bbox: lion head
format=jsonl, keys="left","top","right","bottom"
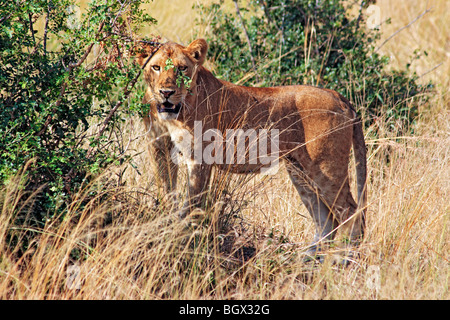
{"left": 136, "top": 39, "right": 208, "bottom": 120}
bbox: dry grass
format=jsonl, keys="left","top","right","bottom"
{"left": 377, "top": 0, "right": 450, "bottom": 91}
{"left": 0, "top": 0, "right": 448, "bottom": 300}
{"left": 1, "top": 115, "right": 448, "bottom": 299}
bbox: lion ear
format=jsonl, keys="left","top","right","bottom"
{"left": 186, "top": 39, "right": 208, "bottom": 66}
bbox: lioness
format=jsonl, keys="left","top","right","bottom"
{"left": 137, "top": 39, "right": 367, "bottom": 254}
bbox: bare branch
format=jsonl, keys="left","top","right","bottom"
{"left": 28, "top": 13, "right": 36, "bottom": 44}
{"left": 68, "top": 22, "right": 105, "bottom": 69}
{"left": 355, "top": 0, "right": 365, "bottom": 30}
{"left": 417, "top": 62, "right": 443, "bottom": 79}
{"left": 375, "top": 6, "right": 432, "bottom": 53}
{"left": 43, "top": 4, "right": 50, "bottom": 56}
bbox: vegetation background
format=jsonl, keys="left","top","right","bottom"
{"left": 0, "top": 0, "right": 448, "bottom": 299}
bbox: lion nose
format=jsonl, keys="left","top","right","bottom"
{"left": 160, "top": 90, "right": 175, "bottom": 99}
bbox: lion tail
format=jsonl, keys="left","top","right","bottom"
{"left": 352, "top": 116, "right": 368, "bottom": 221}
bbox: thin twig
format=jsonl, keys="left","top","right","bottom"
{"left": 355, "top": 0, "right": 365, "bottom": 30}
{"left": 28, "top": 13, "right": 36, "bottom": 44}
{"left": 375, "top": 6, "right": 432, "bottom": 53}
{"left": 43, "top": 4, "right": 50, "bottom": 56}
{"left": 0, "top": 13, "right": 12, "bottom": 24}
{"left": 261, "top": 0, "right": 282, "bottom": 34}
{"left": 35, "top": 82, "right": 67, "bottom": 137}
{"left": 417, "top": 62, "right": 443, "bottom": 79}
{"left": 68, "top": 22, "right": 104, "bottom": 69}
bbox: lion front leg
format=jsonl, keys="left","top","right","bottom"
{"left": 144, "top": 116, "right": 178, "bottom": 199}
{"left": 179, "top": 163, "right": 212, "bottom": 219}
{"left": 148, "top": 135, "right": 178, "bottom": 201}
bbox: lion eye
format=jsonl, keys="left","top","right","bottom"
{"left": 152, "top": 65, "right": 160, "bottom": 71}
{"left": 178, "top": 65, "right": 188, "bottom": 72}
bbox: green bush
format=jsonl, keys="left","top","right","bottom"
{"left": 196, "top": 0, "right": 432, "bottom": 132}
{"left": 0, "top": 0, "right": 155, "bottom": 223}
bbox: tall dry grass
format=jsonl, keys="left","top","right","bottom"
{"left": 1, "top": 113, "right": 448, "bottom": 299}
{"left": 377, "top": 0, "right": 449, "bottom": 91}
{"left": 0, "top": 0, "right": 448, "bottom": 299}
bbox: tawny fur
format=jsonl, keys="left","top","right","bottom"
{"left": 137, "top": 39, "right": 367, "bottom": 251}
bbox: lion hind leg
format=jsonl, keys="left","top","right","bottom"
{"left": 322, "top": 179, "right": 364, "bottom": 245}
{"left": 285, "top": 161, "right": 339, "bottom": 254}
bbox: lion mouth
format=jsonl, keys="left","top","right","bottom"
{"left": 157, "top": 101, "right": 182, "bottom": 114}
